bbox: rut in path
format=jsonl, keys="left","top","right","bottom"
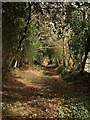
{"left": 2, "top": 66, "right": 90, "bottom": 118}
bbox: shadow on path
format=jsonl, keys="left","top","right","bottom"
{"left": 2, "top": 67, "right": 90, "bottom": 118}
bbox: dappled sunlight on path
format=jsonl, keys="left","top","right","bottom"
{"left": 2, "top": 66, "right": 90, "bottom": 119}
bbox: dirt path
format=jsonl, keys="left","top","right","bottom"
{"left": 2, "top": 66, "right": 90, "bottom": 119}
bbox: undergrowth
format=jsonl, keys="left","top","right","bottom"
{"left": 57, "top": 97, "right": 90, "bottom": 119}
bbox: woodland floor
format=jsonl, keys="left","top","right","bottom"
{"left": 2, "top": 66, "right": 90, "bottom": 119}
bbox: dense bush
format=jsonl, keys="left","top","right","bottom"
{"left": 57, "top": 66, "right": 79, "bottom": 82}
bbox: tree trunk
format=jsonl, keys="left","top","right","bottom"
{"left": 80, "top": 49, "right": 89, "bottom": 74}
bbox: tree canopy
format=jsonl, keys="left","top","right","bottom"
{"left": 2, "top": 2, "right": 90, "bottom": 73}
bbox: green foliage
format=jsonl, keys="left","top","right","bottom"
{"left": 2, "top": 2, "right": 89, "bottom": 72}
{"left": 57, "top": 98, "right": 89, "bottom": 119}
{"left": 2, "top": 2, "right": 28, "bottom": 52}
{"left": 2, "top": 102, "right": 17, "bottom": 116}
{"left": 56, "top": 66, "right": 65, "bottom": 74}
{"left": 2, "top": 2, "right": 29, "bottom": 69}
{"left": 53, "top": 47, "right": 63, "bottom": 62}
{"left": 24, "top": 41, "right": 38, "bottom": 63}
{"left": 62, "top": 71, "right": 79, "bottom": 82}
{"left": 57, "top": 66, "right": 79, "bottom": 82}
{"left": 69, "top": 10, "right": 87, "bottom": 61}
